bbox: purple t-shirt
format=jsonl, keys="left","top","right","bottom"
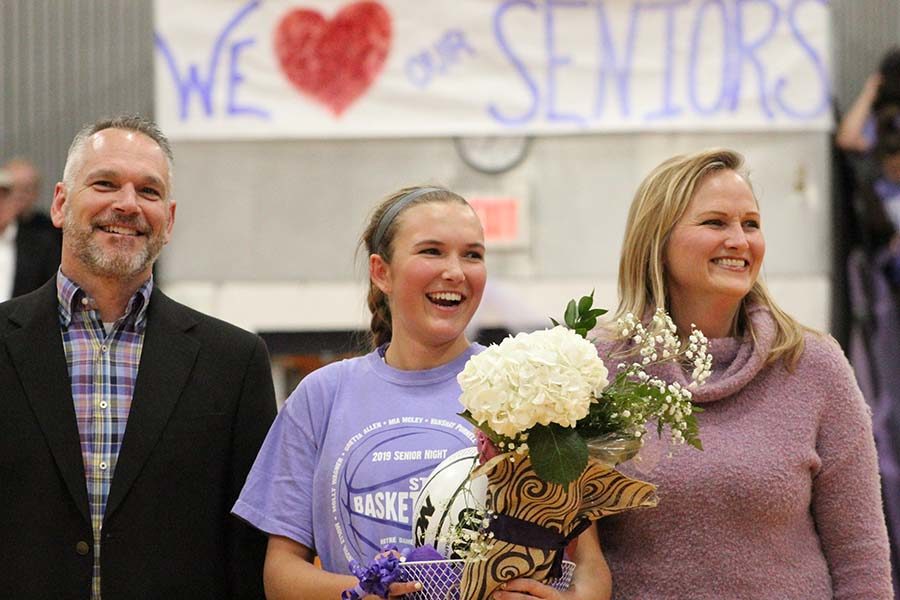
{"left": 232, "top": 344, "right": 481, "bottom": 573}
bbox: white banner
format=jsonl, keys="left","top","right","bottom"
{"left": 154, "top": 0, "right": 832, "bottom": 139}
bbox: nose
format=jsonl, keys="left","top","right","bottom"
{"left": 442, "top": 256, "right": 465, "bottom": 282}
{"left": 112, "top": 184, "right": 140, "bottom": 213}
{"left": 724, "top": 223, "right": 749, "bottom": 250}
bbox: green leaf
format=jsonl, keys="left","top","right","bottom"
{"left": 527, "top": 424, "right": 588, "bottom": 485}
{"left": 564, "top": 300, "right": 577, "bottom": 328}
{"left": 457, "top": 411, "right": 501, "bottom": 443}
{"left": 578, "top": 293, "right": 593, "bottom": 315}
{"left": 549, "top": 317, "right": 560, "bottom": 327}
{"left": 457, "top": 409, "right": 479, "bottom": 429}
{"left": 587, "top": 308, "right": 607, "bottom": 318}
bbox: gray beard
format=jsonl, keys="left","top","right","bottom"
{"left": 63, "top": 210, "right": 165, "bottom": 279}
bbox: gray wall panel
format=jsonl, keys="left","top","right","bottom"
{"left": 832, "top": 0, "right": 900, "bottom": 111}
{"left": 0, "top": 0, "right": 153, "bottom": 211}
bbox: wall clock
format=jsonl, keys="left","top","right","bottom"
{"left": 454, "top": 136, "right": 533, "bottom": 174}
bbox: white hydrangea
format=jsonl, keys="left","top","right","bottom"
{"left": 458, "top": 326, "right": 609, "bottom": 438}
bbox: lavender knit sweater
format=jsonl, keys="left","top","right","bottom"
{"left": 596, "top": 306, "right": 893, "bottom": 599}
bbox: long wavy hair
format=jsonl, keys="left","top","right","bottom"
{"left": 613, "top": 148, "right": 812, "bottom": 370}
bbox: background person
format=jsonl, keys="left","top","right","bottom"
{"left": 0, "top": 159, "right": 61, "bottom": 300}
{"left": 836, "top": 47, "right": 900, "bottom": 155}
{"left": 4, "top": 156, "right": 56, "bottom": 230}
{"left": 854, "top": 117, "right": 900, "bottom": 298}
{"left": 0, "top": 115, "right": 276, "bottom": 599}
{"left": 233, "top": 186, "right": 611, "bottom": 600}
{"left": 595, "top": 148, "right": 892, "bottom": 599}
{"left": 0, "top": 169, "right": 20, "bottom": 301}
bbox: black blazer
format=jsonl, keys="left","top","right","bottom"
{"left": 12, "top": 216, "right": 61, "bottom": 297}
{"left": 0, "top": 279, "right": 276, "bottom": 599}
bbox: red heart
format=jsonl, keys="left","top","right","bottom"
{"left": 274, "top": 2, "right": 392, "bottom": 116}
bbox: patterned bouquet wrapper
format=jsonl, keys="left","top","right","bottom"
{"left": 458, "top": 452, "right": 657, "bottom": 600}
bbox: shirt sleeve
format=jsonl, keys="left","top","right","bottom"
{"left": 811, "top": 338, "right": 893, "bottom": 600}
{"left": 232, "top": 376, "right": 324, "bottom": 549}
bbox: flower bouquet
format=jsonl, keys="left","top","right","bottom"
{"left": 450, "top": 292, "right": 710, "bottom": 599}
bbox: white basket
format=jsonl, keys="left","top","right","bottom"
{"left": 398, "top": 559, "right": 575, "bottom": 600}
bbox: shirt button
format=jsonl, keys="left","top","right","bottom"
{"left": 99, "top": 462, "right": 108, "bottom": 470}
{"left": 101, "top": 345, "right": 108, "bottom": 352}
{"left": 81, "top": 297, "right": 89, "bottom": 306}
{"left": 99, "top": 401, "right": 108, "bottom": 409}
{"left": 75, "top": 541, "right": 90, "bottom": 555}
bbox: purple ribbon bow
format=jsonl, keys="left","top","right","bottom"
{"left": 341, "top": 545, "right": 404, "bottom": 600}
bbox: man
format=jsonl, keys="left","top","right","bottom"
{"left": 4, "top": 156, "right": 53, "bottom": 226}
{"left": 0, "top": 115, "right": 276, "bottom": 599}
{"left": 0, "top": 158, "right": 61, "bottom": 299}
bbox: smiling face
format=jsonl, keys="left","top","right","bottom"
{"left": 370, "top": 201, "right": 486, "bottom": 359}
{"left": 51, "top": 128, "right": 175, "bottom": 285}
{"left": 664, "top": 169, "right": 765, "bottom": 323}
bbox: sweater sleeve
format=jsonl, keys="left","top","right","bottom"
{"left": 810, "top": 337, "right": 893, "bottom": 599}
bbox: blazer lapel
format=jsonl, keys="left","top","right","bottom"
{"left": 105, "top": 289, "right": 199, "bottom": 519}
{"left": 6, "top": 280, "right": 91, "bottom": 523}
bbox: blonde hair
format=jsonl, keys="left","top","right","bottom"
{"left": 614, "top": 148, "right": 811, "bottom": 370}
{"left": 359, "top": 186, "right": 471, "bottom": 349}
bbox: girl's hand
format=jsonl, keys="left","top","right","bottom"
{"left": 361, "top": 580, "right": 422, "bottom": 599}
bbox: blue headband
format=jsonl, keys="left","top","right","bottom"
{"left": 371, "top": 187, "right": 443, "bottom": 253}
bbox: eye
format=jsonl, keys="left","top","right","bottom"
{"left": 92, "top": 180, "right": 116, "bottom": 190}
{"left": 701, "top": 219, "right": 724, "bottom": 227}
{"left": 141, "top": 187, "right": 162, "bottom": 198}
{"left": 465, "top": 250, "right": 484, "bottom": 260}
{"left": 419, "top": 247, "right": 441, "bottom": 256}
{"left": 743, "top": 219, "right": 760, "bottom": 229}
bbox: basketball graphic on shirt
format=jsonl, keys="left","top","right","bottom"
{"left": 412, "top": 446, "right": 487, "bottom": 558}
{"left": 334, "top": 419, "right": 473, "bottom": 562}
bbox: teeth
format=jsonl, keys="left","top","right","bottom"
{"left": 429, "top": 292, "right": 462, "bottom": 302}
{"left": 714, "top": 258, "right": 745, "bottom": 268}
{"left": 102, "top": 226, "right": 138, "bottom": 236}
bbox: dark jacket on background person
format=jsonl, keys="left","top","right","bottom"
{"left": 12, "top": 215, "right": 61, "bottom": 296}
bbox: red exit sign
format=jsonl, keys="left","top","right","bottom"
{"left": 467, "top": 195, "right": 528, "bottom": 247}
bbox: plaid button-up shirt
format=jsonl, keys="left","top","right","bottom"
{"left": 57, "top": 271, "right": 152, "bottom": 600}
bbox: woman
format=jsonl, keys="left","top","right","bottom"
{"left": 233, "top": 186, "right": 610, "bottom": 599}
{"left": 595, "top": 149, "right": 893, "bottom": 598}
{"left": 837, "top": 47, "right": 900, "bottom": 154}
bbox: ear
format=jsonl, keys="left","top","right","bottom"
{"left": 163, "top": 199, "right": 177, "bottom": 244}
{"left": 369, "top": 253, "right": 392, "bottom": 295}
{"left": 50, "top": 182, "right": 67, "bottom": 229}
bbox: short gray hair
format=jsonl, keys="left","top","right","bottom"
{"left": 62, "top": 114, "right": 174, "bottom": 191}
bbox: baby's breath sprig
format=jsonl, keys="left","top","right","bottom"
{"left": 580, "top": 307, "right": 710, "bottom": 451}
{"left": 613, "top": 310, "right": 712, "bottom": 384}
{"left": 440, "top": 505, "right": 493, "bottom": 561}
